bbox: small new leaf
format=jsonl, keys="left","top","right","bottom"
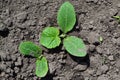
{"left": 63, "top": 36, "right": 87, "bottom": 57}
{"left": 19, "top": 41, "right": 42, "bottom": 57}
{"left": 113, "top": 16, "right": 120, "bottom": 22}
{"left": 40, "top": 27, "right": 61, "bottom": 48}
{"left": 35, "top": 56, "right": 48, "bottom": 78}
{"left": 57, "top": 2, "right": 76, "bottom": 33}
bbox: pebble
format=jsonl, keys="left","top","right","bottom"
{"left": 14, "top": 67, "right": 19, "bottom": 73}
{"left": 87, "top": 32, "right": 100, "bottom": 44}
{"left": 0, "top": 22, "right": 6, "bottom": 31}
{"left": 0, "top": 72, "right": 5, "bottom": 77}
{"left": 21, "top": 5, "right": 29, "bottom": 10}
{"left": 116, "top": 38, "right": 120, "bottom": 45}
{"left": 115, "top": 59, "right": 120, "bottom": 68}
{"left": 108, "top": 55, "right": 114, "bottom": 61}
{"left": 89, "top": 44, "right": 95, "bottom": 52}
{"left": 0, "top": 51, "right": 7, "bottom": 61}
{"left": 0, "top": 63, "right": 7, "bottom": 71}
{"left": 96, "top": 65, "right": 109, "bottom": 75}
{"left": 15, "top": 57, "right": 22, "bottom": 66}
{"left": 6, "top": 68, "right": 11, "bottom": 73}
{"left": 74, "top": 64, "right": 87, "bottom": 71}
{"left": 6, "top": 54, "right": 12, "bottom": 61}
{"left": 97, "top": 75, "right": 109, "bottom": 80}
{"left": 109, "top": 8, "right": 118, "bottom": 16}
{"left": 15, "top": 12, "right": 28, "bottom": 23}
{"left": 49, "top": 62, "right": 57, "bottom": 74}
{"left": 27, "top": 20, "right": 36, "bottom": 26}
{"left": 4, "top": 18, "right": 13, "bottom": 27}
{"left": 100, "top": 65, "right": 109, "bottom": 73}
{"left": 96, "top": 47, "right": 102, "bottom": 53}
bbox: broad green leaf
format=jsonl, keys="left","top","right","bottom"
{"left": 63, "top": 36, "right": 87, "bottom": 57}
{"left": 57, "top": 2, "right": 76, "bottom": 33}
{"left": 19, "top": 41, "right": 42, "bottom": 57}
{"left": 35, "top": 56, "right": 48, "bottom": 78}
{"left": 40, "top": 27, "right": 61, "bottom": 48}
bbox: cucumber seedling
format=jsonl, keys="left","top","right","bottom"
{"left": 18, "top": 1, "right": 87, "bottom": 78}
{"left": 19, "top": 41, "right": 48, "bottom": 78}
{"left": 40, "top": 2, "right": 87, "bottom": 57}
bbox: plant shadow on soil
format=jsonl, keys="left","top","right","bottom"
{"left": 69, "top": 54, "right": 90, "bottom": 71}
{"left": 47, "top": 44, "right": 63, "bottom": 54}
{"left": 41, "top": 73, "right": 54, "bottom": 80}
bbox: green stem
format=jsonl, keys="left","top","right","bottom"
{"left": 60, "top": 33, "right": 66, "bottom": 38}
{"left": 38, "top": 55, "right": 43, "bottom": 60}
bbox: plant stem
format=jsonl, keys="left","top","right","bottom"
{"left": 60, "top": 33, "right": 66, "bottom": 38}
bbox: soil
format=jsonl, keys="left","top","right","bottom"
{"left": 0, "top": 0, "right": 120, "bottom": 80}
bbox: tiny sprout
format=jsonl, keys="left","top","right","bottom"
{"left": 99, "top": 36, "right": 103, "bottom": 42}
{"left": 113, "top": 16, "right": 120, "bottom": 22}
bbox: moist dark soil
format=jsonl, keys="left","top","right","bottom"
{"left": 0, "top": 0, "right": 120, "bottom": 80}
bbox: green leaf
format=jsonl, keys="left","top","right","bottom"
{"left": 40, "top": 27, "right": 61, "bottom": 48}
{"left": 63, "top": 36, "right": 87, "bottom": 57}
{"left": 19, "top": 41, "right": 42, "bottom": 57}
{"left": 35, "top": 56, "right": 48, "bottom": 78}
{"left": 57, "top": 2, "right": 76, "bottom": 33}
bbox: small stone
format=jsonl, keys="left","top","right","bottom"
{"left": 74, "top": 64, "right": 87, "bottom": 71}
{"left": 6, "top": 54, "right": 11, "bottom": 61}
{"left": 116, "top": 38, "right": 120, "bottom": 45}
{"left": 97, "top": 75, "right": 109, "bottom": 80}
{"left": 15, "top": 12, "right": 28, "bottom": 23}
{"left": 115, "top": 59, "right": 120, "bottom": 68}
{"left": 15, "top": 57, "right": 22, "bottom": 66}
{"left": 110, "top": 61, "right": 115, "bottom": 65}
{"left": 21, "top": 5, "right": 29, "bottom": 10}
{"left": 89, "top": 44, "right": 95, "bottom": 52}
{"left": 20, "top": 33, "right": 24, "bottom": 40}
{"left": 0, "top": 51, "right": 7, "bottom": 61}
{"left": 108, "top": 55, "right": 114, "bottom": 61}
{"left": 58, "top": 59, "right": 66, "bottom": 64}
{"left": 100, "top": 65, "right": 109, "bottom": 73}
{"left": 6, "top": 68, "right": 11, "bottom": 73}
{"left": 96, "top": 47, "right": 102, "bottom": 53}
{"left": 0, "top": 63, "right": 7, "bottom": 71}
{"left": 87, "top": 32, "right": 100, "bottom": 44}
{"left": 109, "top": 8, "right": 118, "bottom": 16}
{"left": 0, "top": 72, "right": 5, "bottom": 77}
{"left": 27, "top": 20, "right": 36, "bottom": 26}
{"left": 49, "top": 62, "right": 56, "bottom": 74}
{"left": 96, "top": 65, "right": 108, "bottom": 76}
{"left": 0, "top": 22, "right": 6, "bottom": 31}
{"left": 14, "top": 67, "right": 19, "bottom": 73}
{"left": 4, "top": 18, "right": 13, "bottom": 27}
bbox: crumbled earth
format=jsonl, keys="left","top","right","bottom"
{"left": 0, "top": 0, "right": 120, "bottom": 80}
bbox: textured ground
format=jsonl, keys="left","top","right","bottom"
{"left": 0, "top": 0, "right": 120, "bottom": 80}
